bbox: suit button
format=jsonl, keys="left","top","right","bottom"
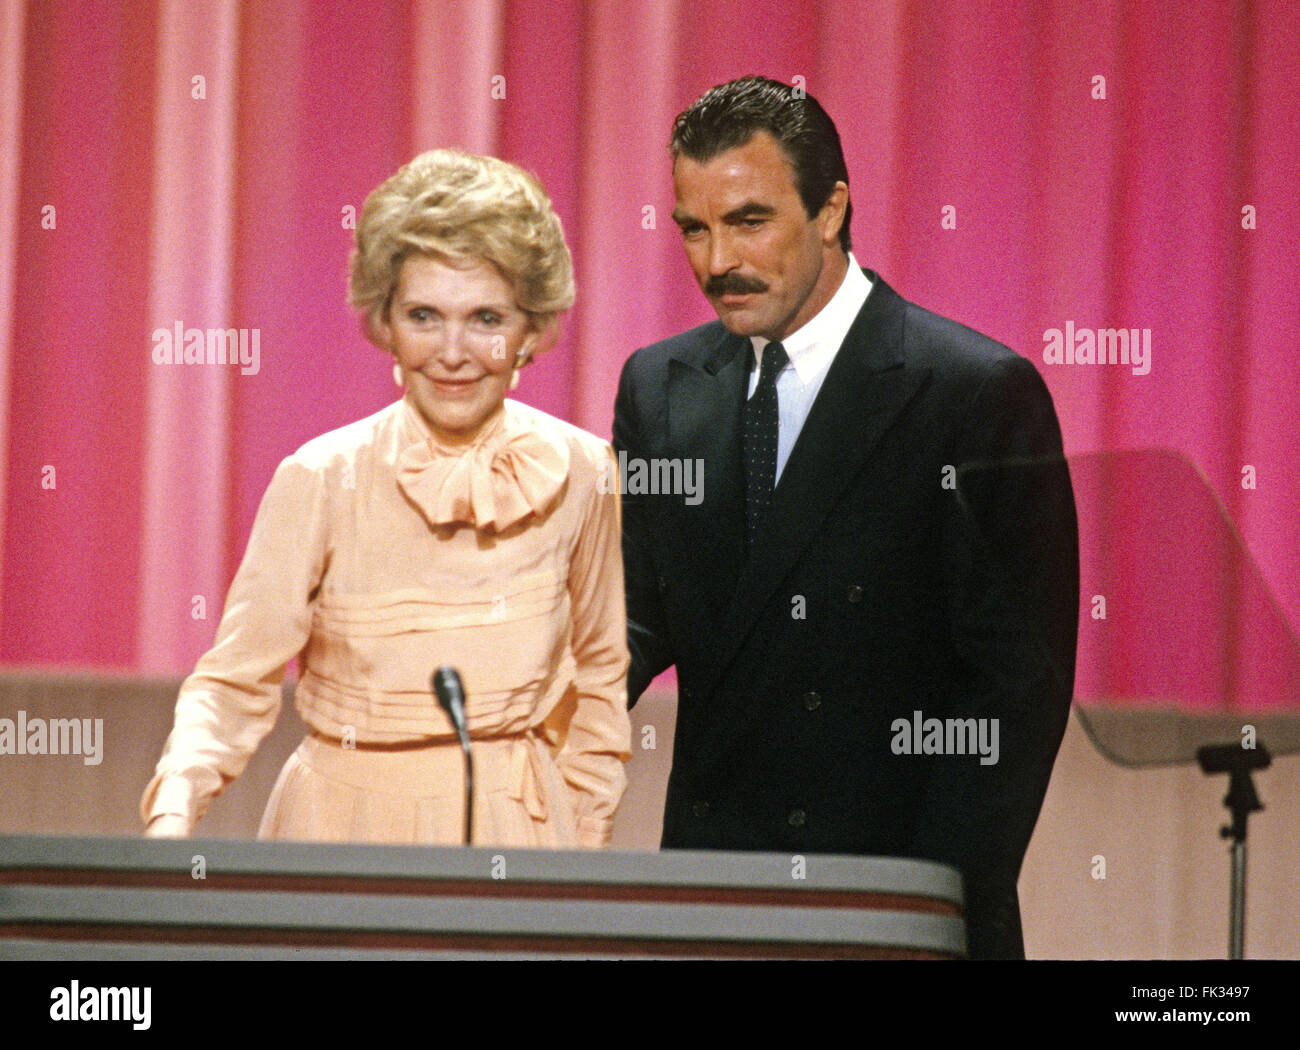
{"left": 802, "top": 691, "right": 822, "bottom": 711}
{"left": 788, "top": 809, "right": 806, "bottom": 827}
{"left": 657, "top": 575, "right": 668, "bottom": 593}
{"left": 693, "top": 801, "right": 710, "bottom": 818}
{"left": 681, "top": 687, "right": 693, "bottom": 702}
{"left": 846, "top": 584, "right": 864, "bottom": 604}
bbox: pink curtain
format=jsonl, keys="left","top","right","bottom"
{"left": 3, "top": 0, "right": 1298, "bottom": 695}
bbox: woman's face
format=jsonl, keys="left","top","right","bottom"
{"left": 377, "top": 254, "right": 534, "bottom": 442}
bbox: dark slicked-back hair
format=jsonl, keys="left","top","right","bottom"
{"left": 670, "top": 75, "right": 852, "bottom": 252}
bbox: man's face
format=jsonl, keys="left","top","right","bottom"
{"left": 672, "top": 131, "right": 836, "bottom": 341}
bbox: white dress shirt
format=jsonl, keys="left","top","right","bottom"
{"left": 747, "top": 253, "right": 873, "bottom": 483}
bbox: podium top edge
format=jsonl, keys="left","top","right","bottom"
{"left": 0, "top": 833, "right": 963, "bottom": 902}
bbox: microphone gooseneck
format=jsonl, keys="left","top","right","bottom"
{"left": 433, "top": 666, "right": 474, "bottom": 845}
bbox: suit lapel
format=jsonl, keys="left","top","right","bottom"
{"left": 702, "top": 274, "right": 931, "bottom": 696}
{"left": 665, "top": 327, "right": 750, "bottom": 622}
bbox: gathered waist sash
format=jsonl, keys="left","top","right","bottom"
{"left": 308, "top": 728, "right": 461, "bottom": 752}
{"left": 302, "top": 725, "right": 557, "bottom": 820}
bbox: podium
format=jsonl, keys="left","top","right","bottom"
{"left": 0, "top": 834, "right": 965, "bottom": 959}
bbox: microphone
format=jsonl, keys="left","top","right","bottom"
{"left": 433, "top": 666, "right": 474, "bottom": 845}
{"left": 433, "top": 666, "right": 467, "bottom": 729}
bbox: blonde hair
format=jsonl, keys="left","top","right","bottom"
{"left": 349, "top": 149, "right": 575, "bottom": 346}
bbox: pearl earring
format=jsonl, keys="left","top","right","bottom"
{"left": 510, "top": 347, "right": 530, "bottom": 391}
{"left": 392, "top": 362, "right": 404, "bottom": 387}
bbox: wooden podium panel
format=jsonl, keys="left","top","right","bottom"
{"left": 0, "top": 834, "right": 965, "bottom": 959}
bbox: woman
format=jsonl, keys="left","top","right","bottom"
{"left": 142, "top": 150, "right": 631, "bottom": 848}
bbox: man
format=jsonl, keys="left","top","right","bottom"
{"left": 613, "top": 76, "right": 1079, "bottom": 959}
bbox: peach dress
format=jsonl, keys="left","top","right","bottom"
{"left": 140, "top": 396, "right": 632, "bottom": 848}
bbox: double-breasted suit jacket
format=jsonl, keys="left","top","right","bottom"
{"left": 613, "top": 270, "right": 1079, "bottom": 959}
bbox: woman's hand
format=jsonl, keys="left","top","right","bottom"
{"left": 144, "top": 814, "right": 191, "bottom": 838}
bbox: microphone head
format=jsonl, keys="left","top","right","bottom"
{"left": 432, "top": 666, "right": 466, "bottom": 716}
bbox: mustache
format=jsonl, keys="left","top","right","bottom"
{"left": 704, "top": 273, "right": 768, "bottom": 296}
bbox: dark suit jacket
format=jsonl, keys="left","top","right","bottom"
{"left": 613, "top": 270, "right": 1079, "bottom": 959}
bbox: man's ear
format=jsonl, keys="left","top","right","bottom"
{"left": 819, "top": 182, "right": 849, "bottom": 248}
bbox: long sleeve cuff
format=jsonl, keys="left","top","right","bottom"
{"left": 555, "top": 747, "right": 628, "bottom": 847}
{"left": 139, "top": 769, "right": 213, "bottom": 832}
{"left": 576, "top": 814, "right": 612, "bottom": 849}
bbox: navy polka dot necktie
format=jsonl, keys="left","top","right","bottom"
{"left": 742, "top": 340, "right": 788, "bottom": 552}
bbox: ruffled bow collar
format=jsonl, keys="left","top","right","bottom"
{"left": 395, "top": 399, "right": 570, "bottom": 532}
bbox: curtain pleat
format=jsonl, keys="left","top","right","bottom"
{"left": 1, "top": 0, "right": 1296, "bottom": 684}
